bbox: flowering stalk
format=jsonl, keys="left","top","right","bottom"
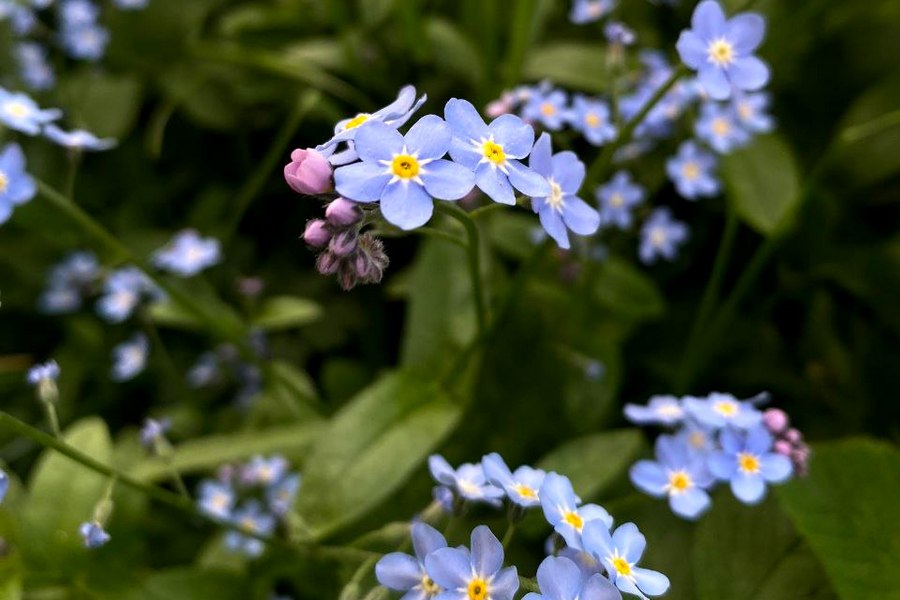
{"left": 434, "top": 202, "right": 488, "bottom": 336}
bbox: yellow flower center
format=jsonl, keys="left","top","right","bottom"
{"left": 0, "top": 171, "right": 8, "bottom": 193}
{"left": 467, "top": 578, "right": 489, "bottom": 600}
{"left": 540, "top": 102, "right": 556, "bottom": 117}
{"left": 513, "top": 484, "right": 538, "bottom": 500}
{"left": 482, "top": 140, "right": 506, "bottom": 166}
{"left": 240, "top": 517, "right": 257, "bottom": 532}
{"left": 667, "top": 470, "right": 693, "bottom": 494}
{"left": 343, "top": 113, "right": 370, "bottom": 130}
{"left": 609, "top": 192, "right": 624, "bottom": 207}
{"left": 421, "top": 575, "right": 440, "bottom": 594}
{"left": 211, "top": 493, "right": 229, "bottom": 510}
{"left": 738, "top": 452, "right": 760, "bottom": 474}
{"left": 585, "top": 112, "right": 601, "bottom": 128}
{"left": 391, "top": 154, "right": 421, "bottom": 180}
{"left": 682, "top": 162, "right": 700, "bottom": 181}
{"left": 738, "top": 102, "right": 754, "bottom": 120}
{"left": 563, "top": 510, "right": 584, "bottom": 531}
{"left": 714, "top": 400, "right": 738, "bottom": 417}
{"left": 712, "top": 117, "right": 731, "bottom": 137}
{"left": 708, "top": 39, "right": 735, "bottom": 66}
{"left": 612, "top": 555, "right": 632, "bottom": 577}
{"left": 547, "top": 180, "right": 565, "bottom": 212}
{"left": 658, "top": 404, "right": 682, "bottom": 418}
{"left": 4, "top": 101, "right": 30, "bottom": 118}
{"left": 650, "top": 228, "right": 667, "bottom": 247}
{"left": 689, "top": 431, "right": 707, "bottom": 449}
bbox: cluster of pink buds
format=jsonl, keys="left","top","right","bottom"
{"left": 762, "top": 408, "right": 811, "bottom": 477}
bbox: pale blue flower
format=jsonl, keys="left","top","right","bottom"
{"left": 567, "top": 96, "right": 617, "bottom": 146}
{"left": 540, "top": 472, "right": 613, "bottom": 550}
{"left": 0, "top": 88, "right": 61, "bottom": 134}
{"left": 225, "top": 501, "right": 275, "bottom": 558}
{"left": 0, "top": 469, "right": 8, "bottom": 504}
{"left": 0, "top": 142, "right": 37, "bottom": 225}
{"left": 198, "top": 480, "right": 235, "bottom": 520}
{"left": 267, "top": 474, "right": 301, "bottom": 516}
{"left": 596, "top": 171, "right": 643, "bottom": 230}
{"left": 482, "top": 452, "right": 546, "bottom": 508}
{"left": 243, "top": 455, "right": 289, "bottom": 486}
{"left": 570, "top": 0, "right": 616, "bottom": 24}
{"left": 38, "top": 251, "right": 100, "bottom": 314}
{"left": 60, "top": 23, "right": 109, "bottom": 61}
{"left": 683, "top": 392, "right": 762, "bottom": 430}
{"left": 79, "top": 521, "right": 111, "bottom": 548}
{"left": 523, "top": 555, "right": 622, "bottom": 600}
{"left": 59, "top": 0, "right": 99, "bottom": 26}
{"left": 582, "top": 522, "right": 670, "bottom": 599}
{"left": 695, "top": 102, "right": 750, "bottom": 153}
{"left": 27, "top": 360, "right": 60, "bottom": 386}
{"left": 424, "top": 525, "right": 519, "bottom": 600}
{"left": 604, "top": 21, "right": 636, "bottom": 46}
{"left": 110, "top": 333, "right": 149, "bottom": 382}
{"left": 139, "top": 417, "right": 171, "bottom": 449}
{"left": 666, "top": 141, "right": 719, "bottom": 199}
{"left": 708, "top": 425, "right": 793, "bottom": 504}
{"left": 638, "top": 208, "right": 688, "bottom": 264}
{"left": 152, "top": 229, "right": 221, "bottom": 276}
{"left": 623, "top": 395, "right": 684, "bottom": 427}
{"left": 44, "top": 125, "right": 117, "bottom": 151}
{"left": 630, "top": 435, "right": 715, "bottom": 520}
{"left": 96, "top": 267, "right": 161, "bottom": 323}
{"left": 731, "top": 92, "right": 773, "bottom": 133}
{"left": 16, "top": 43, "right": 55, "bottom": 91}
{"left": 428, "top": 455, "right": 504, "bottom": 506}
{"left": 376, "top": 522, "right": 448, "bottom": 599}
{"left": 522, "top": 88, "right": 568, "bottom": 131}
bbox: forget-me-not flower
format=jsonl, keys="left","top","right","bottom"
{"left": 676, "top": 0, "right": 769, "bottom": 100}
{"left": 623, "top": 395, "right": 685, "bottom": 427}
{"left": 96, "top": 267, "right": 161, "bottom": 323}
{"left": 39, "top": 251, "right": 100, "bottom": 313}
{"left": 59, "top": 0, "right": 99, "bottom": 26}
{"left": 570, "top": 0, "right": 616, "bottom": 24}
{"left": 0, "top": 469, "right": 8, "bottom": 504}
{"left": 683, "top": 392, "right": 762, "bottom": 430}
{"left": 638, "top": 208, "right": 688, "bottom": 264}
{"left": 482, "top": 452, "right": 546, "bottom": 508}
{"left": 567, "top": 96, "right": 617, "bottom": 146}
{"left": 0, "top": 142, "right": 37, "bottom": 225}
{"left": 44, "top": 125, "right": 117, "bottom": 151}
{"left": 522, "top": 88, "right": 568, "bottom": 131}
{"left": 529, "top": 133, "right": 600, "bottom": 250}
{"left": 376, "top": 522, "right": 448, "bottom": 599}
{"left": 731, "top": 92, "right": 773, "bottom": 133}
{"left": 424, "top": 525, "right": 519, "bottom": 600}
{"left": 523, "top": 555, "right": 622, "bottom": 600}
{"left": 266, "top": 473, "right": 301, "bottom": 516}
{"left": 445, "top": 98, "right": 550, "bottom": 206}
{"left": 79, "top": 521, "right": 111, "bottom": 548}
{"left": 666, "top": 141, "right": 719, "bottom": 199}
{"left": 596, "top": 171, "right": 643, "bottom": 230}
{"left": 582, "top": 521, "right": 670, "bottom": 599}
{"left": 225, "top": 500, "right": 276, "bottom": 557}
{"left": 60, "top": 23, "right": 109, "bottom": 61}
{"left": 695, "top": 102, "right": 749, "bottom": 153}
{"left": 334, "top": 115, "right": 475, "bottom": 230}
{"left": 27, "top": 360, "right": 60, "bottom": 387}
{"left": 243, "top": 455, "right": 289, "bottom": 486}
{"left": 152, "top": 229, "right": 221, "bottom": 276}
{"left": 708, "top": 425, "right": 792, "bottom": 504}
{"left": 630, "top": 435, "right": 715, "bottom": 520}
{"left": 198, "top": 480, "right": 235, "bottom": 520}
{"left": 139, "top": 417, "right": 172, "bottom": 449}
{"left": 428, "top": 455, "right": 504, "bottom": 506}
{"left": 540, "top": 472, "right": 613, "bottom": 550}
{"left": 110, "top": 333, "right": 149, "bottom": 382}
{"left": 16, "top": 43, "right": 55, "bottom": 91}
{"left": 0, "top": 88, "right": 61, "bottom": 135}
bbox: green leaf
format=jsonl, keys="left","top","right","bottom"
{"left": 251, "top": 296, "right": 322, "bottom": 331}
{"left": 294, "top": 371, "right": 460, "bottom": 540}
{"left": 593, "top": 258, "right": 665, "bottom": 321}
{"left": 833, "top": 76, "right": 900, "bottom": 187}
{"left": 425, "top": 18, "right": 485, "bottom": 86}
{"left": 537, "top": 429, "right": 644, "bottom": 499}
{"left": 146, "top": 299, "right": 204, "bottom": 331}
{"left": 59, "top": 72, "right": 142, "bottom": 138}
{"left": 722, "top": 134, "right": 802, "bottom": 235}
{"left": 522, "top": 43, "right": 609, "bottom": 93}
{"left": 116, "top": 568, "right": 249, "bottom": 600}
{"left": 777, "top": 438, "right": 900, "bottom": 600}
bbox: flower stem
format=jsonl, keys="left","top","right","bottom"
{"left": 41, "top": 400, "right": 61, "bottom": 439}
{"left": 434, "top": 202, "right": 488, "bottom": 336}
{"left": 501, "top": 521, "right": 517, "bottom": 549}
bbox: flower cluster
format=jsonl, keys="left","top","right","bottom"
{"left": 197, "top": 455, "right": 301, "bottom": 558}
{"left": 27, "top": 359, "right": 61, "bottom": 404}
{"left": 186, "top": 330, "right": 268, "bottom": 407}
{"left": 625, "top": 391, "right": 802, "bottom": 519}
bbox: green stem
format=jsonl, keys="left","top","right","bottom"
{"left": 501, "top": 521, "right": 517, "bottom": 549}
{"left": 41, "top": 400, "right": 61, "bottom": 439}
{"left": 434, "top": 203, "right": 488, "bottom": 336}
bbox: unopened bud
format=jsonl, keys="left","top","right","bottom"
{"left": 773, "top": 440, "right": 792, "bottom": 456}
{"left": 784, "top": 428, "right": 802, "bottom": 444}
{"left": 316, "top": 251, "right": 340, "bottom": 275}
{"left": 329, "top": 230, "right": 358, "bottom": 258}
{"left": 325, "top": 197, "right": 362, "bottom": 227}
{"left": 303, "top": 220, "right": 331, "bottom": 248}
{"left": 762, "top": 408, "right": 789, "bottom": 434}
{"left": 284, "top": 148, "right": 333, "bottom": 195}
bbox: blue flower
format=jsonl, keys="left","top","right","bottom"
{"left": 623, "top": 395, "right": 684, "bottom": 427}
{"left": 522, "top": 88, "right": 568, "bottom": 131}
{"left": 523, "top": 555, "right": 622, "bottom": 600}
{"left": 244, "top": 455, "right": 290, "bottom": 486}
{"left": 0, "top": 469, "right": 8, "bottom": 504}
{"left": 113, "top": 0, "right": 149, "bottom": 8}
{"left": 582, "top": 522, "right": 670, "bottom": 599}
{"left": 27, "top": 360, "right": 60, "bottom": 386}
{"left": 695, "top": 102, "right": 750, "bottom": 153}
{"left": 638, "top": 208, "right": 688, "bottom": 265}
{"left": 16, "top": 43, "right": 55, "bottom": 91}
{"left": 376, "top": 522, "right": 448, "bottom": 599}
{"left": 139, "top": 417, "right": 171, "bottom": 449}
{"left": 445, "top": 98, "right": 550, "bottom": 206}
{"left": 79, "top": 521, "right": 111, "bottom": 548}
{"left": 198, "top": 480, "right": 235, "bottom": 520}
{"left": 708, "top": 425, "right": 793, "bottom": 504}
{"left": 60, "top": 23, "right": 109, "bottom": 61}
{"left": 187, "top": 351, "right": 221, "bottom": 388}
{"left": 674, "top": 419, "right": 716, "bottom": 457}
{"left": 152, "top": 229, "right": 221, "bottom": 276}
{"left": 683, "top": 392, "right": 762, "bottom": 430}
{"left": 630, "top": 435, "right": 715, "bottom": 520}
{"left": 428, "top": 455, "right": 504, "bottom": 506}
{"left": 334, "top": 115, "right": 475, "bottom": 230}
{"left": 529, "top": 133, "right": 600, "bottom": 250}
{"left": 111, "top": 333, "right": 149, "bottom": 382}
{"left": 539, "top": 472, "right": 613, "bottom": 550}
{"left": 424, "top": 525, "right": 519, "bottom": 600}
{"left": 0, "top": 88, "right": 61, "bottom": 135}
{"left": 225, "top": 501, "right": 276, "bottom": 558}
{"left": 482, "top": 452, "right": 546, "bottom": 508}
{"left": 39, "top": 251, "right": 100, "bottom": 314}
{"left": 59, "top": 0, "right": 99, "bottom": 26}
{"left": 604, "top": 21, "right": 636, "bottom": 46}
{"left": 266, "top": 473, "right": 301, "bottom": 516}
{"left": 44, "top": 125, "right": 117, "bottom": 151}
{"left": 596, "top": 171, "right": 644, "bottom": 230}
{"left": 731, "top": 92, "right": 773, "bottom": 133}
{"left": 665, "top": 141, "right": 719, "bottom": 199}
{"left": 570, "top": 0, "right": 616, "bottom": 24}
{"left": 0, "top": 142, "right": 37, "bottom": 225}
{"left": 318, "top": 85, "right": 427, "bottom": 166}
{"left": 96, "top": 267, "right": 161, "bottom": 323}
{"left": 567, "top": 96, "right": 617, "bottom": 146}
{"left": 676, "top": 0, "right": 769, "bottom": 100}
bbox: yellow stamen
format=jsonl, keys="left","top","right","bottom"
{"left": 547, "top": 180, "right": 565, "bottom": 212}
{"left": 681, "top": 162, "right": 700, "bottom": 181}
{"left": 689, "top": 431, "right": 707, "bottom": 449}
{"left": 738, "top": 452, "right": 760, "bottom": 474}
{"left": 240, "top": 517, "right": 256, "bottom": 532}
{"left": 0, "top": 171, "right": 8, "bottom": 193}
{"left": 609, "top": 192, "right": 624, "bottom": 207}
{"left": 4, "top": 101, "right": 30, "bottom": 119}
{"left": 563, "top": 511, "right": 584, "bottom": 531}
{"left": 467, "top": 578, "right": 489, "bottom": 600}
{"left": 344, "top": 113, "right": 370, "bottom": 130}
{"left": 540, "top": 102, "right": 556, "bottom": 117}
{"left": 650, "top": 228, "right": 667, "bottom": 247}
{"left": 714, "top": 400, "right": 738, "bottom": 417}
{"left": 391, "top": 154, "right": 421, "bottom": 180}
{"left": 482, "top": 140, "right": 506, "bottom": 166}
{"left": 708, "top": 39, "right": 734, "bottom": 66}
{"left": 421, "top": 575, "right": 440, "bottom": 594}
{"left": 513, "top": 484, "right": 538, "bottom": 500}
{"left": 738, "top": 102, "right": 753, "bottom": 120}
{"left": 612, "top": 555, "right": 632, "bottom": 577}
{"left": 711, "top": 117, "right": 731, "bottom": 137}
{"left": 585, "top": 112, "right": 601, "bottom": 128}
{"left": 667, "top": 470, "right": 692, "bottom": 494}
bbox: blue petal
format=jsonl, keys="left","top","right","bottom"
{"left": 582, "top": 574, "right": 623, "bottom": 600}
{"left": 374, "top": 85, "right": 417, "bottom": 120}
{"left": 448, "top": 136, "right": 482, "bottom": 169}
{"left": 428, "top": 455, "right": 457, "bottom": 485}
{"left": 746, "top": 426, "right": 773, "bottom": 454}
{"left": 562, "top": 196, "right": 600, "bottom": 235}
{"left": 692, "top": 0, "right": 726, "bottom": 40}
{"left": 354, "top": 121, "right": 404, "bottom": 163}
{"left": 760, "top": 453, "right": 793, "bottom": 483}
{"left": 529, "top": 132, "right": 553, "bottom": 178}
{"left": 630, "top": 461, "right": 667, "bottom": 497}
{"left": 708, "top": 451, "right": 736, "bottom": 480}
{"left": 412, "top": 522, "right": 447, "bottom": 562}
{"left": 507, "top": 160, "right": 552, "bottom": 198}
{"left": 536, "top": 556, "right": 581, "bottom": 600}
{"left": 730, "top": 56, "right": 770, "bottom": 91}
{"left": 676, "top": 31, "right": 707, "bottom": 69}
{"left": 381, "top": 181, "right": 434, "bottom": 230}
{"left": 421, "top": 159, "right": 475, "bottom": 200}
{"left": 698, "top": 66, "right": 732, "bottom": 101}
{"left": 491, "top": 566, "right": 520, "bottom": 600}
{"left": 489, "top": 114, "right": 535, "bottom": 158}
{"left": 581, "top": 519, "right": 614, "bottom": 560}
{"left": 334, "top": 162, "right": 390, "bottom": 202}
{"left": 425, "top": 547, "right": 472, "bottom": 590}
{"left": 444, "top": 98, "right": 488, "bottom": 141}
{"left": 579, "top": 504, "right": 613, "bottom": 530}
{"left": 376, "top": 552, "right": 422, "bottom": 591}
{"left": 482, "top": 453, "right": 514, "bottom": 488}
{"left": 611, "top": 523, "right": 645, "bottom": 564}
{"left": 669, "top": 488, "right": 710, "bottom": 520}
{"left": 406, "top": 115, "right": 452, "bottom": 160}
{"left": 719, "top": 427, "right": 742, "bottom": 454}
{"left": 551, "top": 152, "right": 585, "bottom": 194}
{"left": 475, "top": 163, "right": 516, "bottom": 205}
{"left": 632, "top": 567, "right": 670, "bottom": 596}
{"left": 731, "top": 472, "right": 766, "bottom": 504}
{"left": 470, "top": 525, "right": 503, "bottom": 577}
{"left": 539, "top": 205, "right": 570, "bottom": 250}
{"left": 726, "top": 13, "right": 766, "bottom": 54}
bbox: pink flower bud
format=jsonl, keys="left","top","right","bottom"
{"left": 325, "top": 197, "right": 362, "bottom": 226}
{"left": 329, "top": 230, "right": 357, "bottom": 257}
{"left": 485, "top": 96, "right": 514, "bottom": 118}
{"left": 762, "top": 408, "right": 789, "bottom": 434}
{"left": 316, "top": 251, "right": 340, "bottom": 275}
{"left": 302, "top": 219, "right": 331, "bottom": 248}
{"left": 284, "top": 148, "right": 332, "bottom": 195}
{"left": 774, "top": 440, "right": 792, "bottom": 456}
{"left": 784, "top": 428, "right": 802, "bottom": 444}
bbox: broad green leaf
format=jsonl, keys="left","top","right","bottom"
{"left": 294, "top": 372, "right": 460, "bottom": 540}
{"left": 593, "top": 258, "right": 665, "bottom": 321}
{"left": 426, "top": 18, "right": 485, "bottom": 86}
{"left": 146, "top": 299, "right": 204, "bottom": 331}
{"left": 833, "top": 77, "right": 900, "bottom": 187}
{"left": 777, "top": 438, "right": 900, "bottom": 600}
{"left": 0, "top": 552, "right": 22, "bottom": 600}
{"left": 522, "top": 43, "right": 609, "bottom": 93}
{"left": 59, "top": 72, "right": 142, "bottom": 138}
{"left": 722, "top": 134, "right": 802, "bottom": 235}
{"left": 251, "top": 296, "right": 322, "bottom": 330}
{"left": 537, "top": 429, "right": 644, "bottom": 500}
{"left": 487, "top": 212, "right": 542, "bottom": 260}
{"left": 116, "top": 568, "right": 248, "bottom": 600}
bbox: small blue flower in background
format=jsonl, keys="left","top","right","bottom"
{"left": 676, "top": 0, "right": 769, "bottom": 100}
{"left": 0, "top": 469, "right": 9, "bottom": 504}
{"left": 482, "top": 452, "right": 546, "bottom": 508}
{"left": 38, "top": 251, "right": 100, "bottom": 314}
{"left": 139, "top": 417, "right": 171, "bottom": 449}
{"left": 540, "top": 472, "right": 613, "bottom": 550}
{"left": 424, "top": 525, "right": 519, "bottom": 600}
{"left": 96, "top": 267, "right": 162, "bottom": 323}
{"left": 582, "top": 521, "right": 670, "bottom": 599}
{"left": 623, "top": 395, "right": 684, "bottom": 427}
{"left": 198, "top": 480, "right": 236, "bottom": 520}
{"left": 523, "top": 555, "right": 622, "bottom": 600}
{"left": 596, "top": 171, "right": 644, "bottom": 230}
{"left": 243, "top": 455, "right": 289, "bottom": 487}
{"left": 695, "top": 102, "right": 750, "bottom": 153}
{"left": 110, "top": 333, "right": 149, "bottom": 382}
{"left": 0, "top": 88, "right": 60, "bottom": 135}
{"left": 522, "top": 88, "right": 568, "bottom": 131}
{"left": 0, "top": 142, "right": 37, "bottom": 225}
{"left": 567, "top": 96, "right": 617, "bottom": 146}
{"left": 113, "top": 0, "right": 150, "bottom": 8}
{"left": 318, "top": 85, "right": 427, "bottom": 166}
{"left": 16, "top": 43, "right": 55, "bottom": 91}
{"left": 683, "top": 392, "right": 762, "bottom": 430}
{"left": 27, "top": 360, "right": 60, "bottom": 387}
{"left": 604, "top": 21, "right": 636, "bottom": 46}
{"left": 570, "top": 0, "right": 616, "bottom": 24}
{"left": 60, "top": 23, "right": 110, "bottom": 61}
{"left": 334, "top": 115, "right": 475, "bottom": 230}
{"left": 638, "top": 208, "right": 688, "bottom": 265}
{"left": 708, "top": 425, "right": 792, "bottom": 504}
{"left": 433, "top": 485, "right": 455, "bottom": 512}
{"left": 445, "top": 98, "right": 550, "bottom": 206}
{"left": 731, "top": 92, "right": 774, "bottom": 133}
{"left": 266, "top": 473, "right": 301, "bottom": 516}
{"left": 186, "top": 351, "right": 220, "bottom": 388}
{"left": 7, "top": 4, "right": 36, "bottom": 34}
{"left": 674, "top": 419, "right": 715, "bottom": 456}
{"left": 226, "top": 501, "right": 276, "bottom": 558}
{"left": 376, "top": 522, "right": 447, "bottom": 599}
{"left": 529, "top": 133, "right": 600, "bottom": 250}
{"left": 666, "top": 141, "right": 719, "bottom": 200}
{"left": 44, "top": 125, "right": 117, "bottom": 151}
{"left": 152, "top": 229, "right": 222, "bottom": 277}
{"left": 79, "top": 521, "right": 111, "bottom": 549}
{"left": 59, "top": 0, "right": 99, "bottom": 26}
{"left": 428, "top": 455, "right": 504, "bottom": 506}
{"left": 630, "top": 435, "right": 715, "bottom": 520}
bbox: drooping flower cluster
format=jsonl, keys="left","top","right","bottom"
{"left": 625, "top": 391, "right": 801, "bottom": 519}
{"left": 197, "top": 455, "right": 301, "bottom": 558}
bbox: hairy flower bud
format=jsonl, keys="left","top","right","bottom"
{"left": 329, "top": 230, "right": 358, "bottom": 258}
{"left": 302, "top": 219, "right": 331, "bottom": 248}
{"left": 316, "top": 251, "right": 341, "bottom": 275}
{"left": 284, "top": 148, "right": 332, "bottom": 195}
{"left": 325, "top": 197, "right": 362, "bottom": 227}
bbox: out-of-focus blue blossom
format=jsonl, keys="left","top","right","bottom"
{"left": 16, "top": 43, "right": 55, "bottom": 91}
{"left": 567, "top": 96, "right": 617, "bottom": 146}
{"left": 266, "top": 473, "right": 301, "bottom": 516}
{"left": 683, "top": 392, "right": 763, "bottom": 430}
{"left": 732, "top": 92, "right": 774, "bottom": 133}
{"left": 334, "top": 115, "right": 475, "bottom": 231}
{"left": 570, "top": 0, "right": 616, "bottom": 24}
{"left": 110, "top": 333, "right": 149, "bottom": 382}
{"left": 225, "top": 501, "right": 276, "bottom": 558}
{"left": 243, "top": 455, "right": 289, "bottom": 487}
{"left": 445, "top": 98, "right": 550, "bottom": 206}
{"left": 695, "top": 102, "right": 750, "bottom": 153}
{"left": 623, "top": 395, "right": 685, "bottom": 427}
{"left": 376, "top": 522, "right": 447, "bottom": 599}
{"left": 0, "top": 469, "right": 9, "bottom": 504}
{"left": 0, "top": 142, "right": 37, "bottom": 225}
{"left": 59, "top": 0, "right": 99, "bottom": 26}
{"left": 60, "top": 23, "right": 109, "bottom": 61}
{"left": 582, "top": 522, "right": 670, "bottom": 599}
{"left": 113, "top": 0, "right": 149, "bottom": 8}
{"left": 630, "top": 435, "right": 715, "bottom": 520}
{"left": 79, "top": 521, "right": 111, "bottom": 548}
{"left": 676, "top": 0, "right": 769, "bottom": 100}
{"left": 9, "top": 5, "right": 36, "bottom": 34}
{"left": 96, "top": 267, "right": 161, "bottom": 323}
{"left": 523, "top": 555, "right": 622, "bottom": 600}
{"left": 139, "top": 417, "right": 171, "bottom": 449}
{"left": 482, "top": 452, "right": 546, "bottom": 508}
{"left": 428, "top": 455, "right": 504, "bottom": 506}
{"left": 44, "top": 125, "right": 117, "bottom": 151}
{"left": 186, "top": 351, "right": 220, "bottom": 387}
{"left": 529, "top": 133, "right": 599, "bottom": 250}
{"left": 424, "top": 525, "right": 519, "bottom": 600}
{"left": 604, "top": 21, "right": 636, "bottom": 46}
{"left": 27, "top": 360, "right": 60, "bottom": 386}
{"left": 152, "top": 229, "right": 221, "bottom": 277}
{"left": 666, "top": 141, "right": 719, "bottom": 199}
{"left": 596, "top": 171, "right": 643, "bottom": 230}
{"left": 433, "top": 485, "right": 455, "bottom": 512}
{"left": 522, "top": 88, "right": 568, "bottom": 131}
{"left": 38, "top": 251, "right": 100, "bottom": 314}
{"left": 198, "top": 480, "right": 235, "bottom": 520}
{"left": 638, "top": 208, "right": 688, "bottom": 264}
{"left": 540, "top": 472, "right": 613, "bottom": 550}
{"left": 708, "top": 425, "right": 793, "bottom": 504}
{"left": 675, "top": 419, "right": 716, "bottom": 456}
